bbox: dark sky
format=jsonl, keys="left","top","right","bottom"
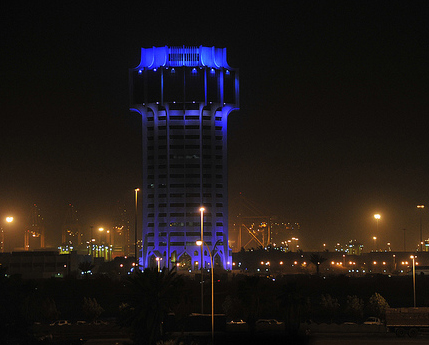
{"left": 1, "top": 1, "right": 429, "bottom": 251}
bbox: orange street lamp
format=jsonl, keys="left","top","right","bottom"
{"left": 1, "top": 216, "right": 14, "bottom": 253}
{"left": 196, "top": 240, "right": 216, "bottom": 344}
{"left": 417, "top": 205, "right": 425, "bottom": 252}
{"left": 411, "top": 255, "right": 417, "bottom": 307}
{"left": 134, "top": 188, "right": 140, "bottom": 270}
{"left": 199, "top": 206, "right": 205, "bottom": 314}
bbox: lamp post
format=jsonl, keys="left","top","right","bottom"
{"left": 1, "top": 216, "right": 14, "bottom": 253}
{"left": 156, "top": 257, "right": 162, "bottom": 272}
{"left": 134, "top": 188, "right": 140, "bottom": 270}
{"left": 199, "top": 207, "right": 205, "bottom": 314}
{"left": 417, "top": 205, "right": 425, "bottom": 252}
{"left": 196, "top": 239, "right": 219, "bottom": 344}
{"left": 373, "top": 236, "right": 377, "bottom": 252}
{"left": 411, "top": 255, "right": 417, "bottom": 307}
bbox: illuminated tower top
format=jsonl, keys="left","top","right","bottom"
{"left": 130, "top": 46, "right": 239, "bottom": 108}
{"left": 135, "top": 46, "right": 234, "bottom": 69}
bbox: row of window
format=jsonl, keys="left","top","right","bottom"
{"left": 148, "top": 173, "right": 222, "bottom": 179}
{"left": 148, "top": 146, "right": 223, "bottom": 151}
{"left": 148, "top": 222, "right": 223, "bottom": 227}
{"left": 147, "top": 125, "right": 223, "bottom": 130}
{"left": 147, "top": 135, "right": 223, "bottom": 140}
{"left": 149, "top": 184, "right": 224, "bottom": 189}
{"left": 148, "top": 194, "right": 223, "bottom": 199}
{"left": 146, "top": 183, "right": 224, "bottom": 189}
{"left": 148, "top": 241, "right": 222, "bottom": 247}
{"left": 148, "top": 115, "right": 222, "bottom": 121}
{"left": 147, "top": 203, "right": 223, "bottom": 208}
{"left": 147, "top": 212, "right": 223, "bottom": 217}
{"left": 148, "top": 231, "right": 223, "bottom": 237}
{"left": 148, "top": 156, "right": 223, "bottom": 162}
{"left": 148, "top": 176, "right": 223, "bottom": 181}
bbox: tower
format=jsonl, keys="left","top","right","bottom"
{"left": 24, "top": 204, "right": 45, "bottom": 250}
{"left": 61, "top": 204, "right": 82, "bottom": 248}
{"left": 129, "top": 46, "right": 239, "bottom": 271}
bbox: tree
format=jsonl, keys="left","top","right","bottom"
{"left": 236, "top": 276, "right": 262, "bottom": 333}
{"left": 368, "top": 292, "right": 389, "bottom": 319}
{"left": 278, "top": 281, "right": 305, "bottom": 336}
{"left": 309, "top": 253, "right": 327, "bottom": 275}
{"left": 118, "top": 267, "right": 185, "bottom": 345}
{"left": 346, "top": 295, "right": 364, "bottom": 320}
{"left": 82, "top": 297, "right": 104, "bottom": 322}
{"left": 222, "top": 295, "right": 244, "bottom": 320}
{"left": 320, "top": 294, "right": 340, "bottom": 323}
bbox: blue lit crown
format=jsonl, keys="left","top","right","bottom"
{"left": 130, "top": 46, "right": 239, "bottom": 107}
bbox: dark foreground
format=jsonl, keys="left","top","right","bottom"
{"left": 33, "top": 323, "right": 429, "bottom": 345}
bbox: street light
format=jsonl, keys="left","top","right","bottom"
{"left": 417, "top": 205, "right": 425, "bottom": 252}
{"left": 134, "top": 188, "right": 140, "bottom": 270}
{"left": 1, "top": 216, "right": 14, "bottom": 253}
{"left": 373, "top": 236, "right": 377, "bottom": 252}
{"left": 199, "top": 206, "right": 205, "bottom": 314}
{"left": 411, "top": 255, "right": 417, "bottom": 307}
{"left": 156, "top": 257, "right": 162, "bottom": 272}
{"left": 196, "top": 239, "right": 219, "bottom": 344}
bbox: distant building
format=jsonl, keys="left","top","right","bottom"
{"left": 130, "top": 46, "right": 239, "bottom": 271}
{"left": 347, "top": 240, "right": 364, "bottom": 255}
{"left": 271, "top": 222, "right": 300, "bottom": 250}
{"left": 0, "top": 251, "right": 82, "bottom": 279}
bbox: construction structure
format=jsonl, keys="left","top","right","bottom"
{"left": 231, "top": 193, "right": 300, "bottom": 252}
{"left": 111, "top": 201, "right": 131, "bottom": 258}
{"left": 130, "top": 46, "right": 239, "bottom": 271}
{"left": 24, "top": 204, "right": 45, "bottom": 250}
{"left": 60, "top": 204, "right": 82, "bottom": 253}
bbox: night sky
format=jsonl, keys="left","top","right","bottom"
{"left": 1, "top": 1, "right": 429, "bottom": 252}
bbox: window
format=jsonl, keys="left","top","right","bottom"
{"left": 170, "top": 222, "right": 185, "bottom": 227}
{"left": 170, "top": 193, "right": 184, "bottom": 197}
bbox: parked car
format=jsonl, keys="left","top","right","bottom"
{"left": 256, "top": 319, "right": 283, "bottom": 331}
{"left": 49, "top": 320, "right": 71, "bottom": 326}
{"left": 92, "top": 320, "right": 108, "bottom": 325}
{"left": 227, "top": 319, "right": 246, "bottom": 325}
{"left": 363, "top": 317, "right": 383, "bottom": 325}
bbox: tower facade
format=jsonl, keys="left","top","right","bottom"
{"left": 129, "top": 46, "right": 239, "bottom": 271}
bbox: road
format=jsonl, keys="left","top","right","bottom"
{"left": 311, "top": 333, "right": 429, "bottom": 345}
